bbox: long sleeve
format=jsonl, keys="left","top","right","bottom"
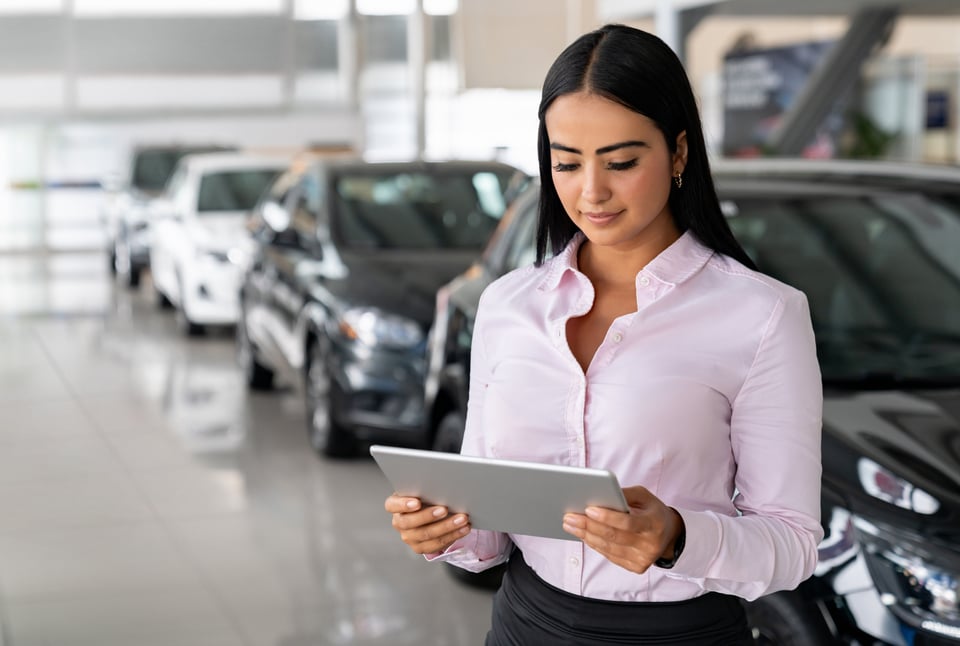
{"left": 663, "top": 290, "right": 824, "bottom": 601}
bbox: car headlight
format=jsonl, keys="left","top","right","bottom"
{"left": 858, "top": 457, "right": 940, "bottom": 515}
{"left": 196, "top": 248, "right": 230, "bottom": 263}
{"left": 855, "top": 517, "right": 960, "bottom": 639}
{"left": 338, "top": 307, "right": 424, "bottom": 349}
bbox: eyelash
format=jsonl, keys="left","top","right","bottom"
{"left": 552, "top": 159, "right": 638, "bottom": 172}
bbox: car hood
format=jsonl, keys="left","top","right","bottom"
{"left": 823, "top": 388, "right": 960, "bottom": 530}
{"left": 330, "top": 250, "right": 479, "bottom": 326}
{"left": 186, "top": 215, "right": 248, "bottom": 251}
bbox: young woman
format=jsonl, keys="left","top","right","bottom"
{"left": 384, "top": 24, "right": 822, "bottom": 645}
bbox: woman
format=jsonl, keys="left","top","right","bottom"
{"left": 385, "top": 24, "right": 823, "bottom": 645}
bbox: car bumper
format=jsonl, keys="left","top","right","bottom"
{"left": 182, "top": 260, "right": 242, "bottom": 325}
{"left": 329, "top": 340, "right": 428, "bottom": 444}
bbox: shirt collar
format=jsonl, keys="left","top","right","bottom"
{"left": 536, "top": 230, "right": 714, "bottom": 292}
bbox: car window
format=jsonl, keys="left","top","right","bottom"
{"left": 502, "top": 199, "right": 539, "bottom": 271}
{"left": 725, "top": 191, "right": 960, "bottom": 382}
{"left": 290, "top": 173, "right": 320, "bottom": 249}
{"left": 331, "top": 168, "right": 515, "bottom": 250}
{"left": 196, "top": 169, "right": 281, "bottom": 213}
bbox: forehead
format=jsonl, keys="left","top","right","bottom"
{"left": 544, "top": 91, "right": 662, "bottom": 145}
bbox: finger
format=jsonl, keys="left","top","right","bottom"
{"left": 401, "top": 518, "right": 471, "bottom": 554}
{"left": 384, "top": 495, "right": 421, "bottom": 513}
{"left": 621, "top": 485, "right": 655, "bottom": 508}
{"left": 391, "top": 505, "right": 451, "bottom": 531}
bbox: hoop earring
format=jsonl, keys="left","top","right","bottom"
{"left": 674, "top": 173, "right": 683, "bottom": 189}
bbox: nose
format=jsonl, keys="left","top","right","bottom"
{"left": 581, "top": 164, "right": 611, "bottom": 205}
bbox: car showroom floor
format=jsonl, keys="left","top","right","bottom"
{"left": 0, "top": 251, "right": 494, "bottom": 646}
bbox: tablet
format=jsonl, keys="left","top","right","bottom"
{"left": 370, "top": 445, "right": 628, "bottom": 541}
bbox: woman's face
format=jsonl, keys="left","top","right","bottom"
{"left": 544, "top": 91, "right": 687, "bottom": 254}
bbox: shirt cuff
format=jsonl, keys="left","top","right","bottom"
{"left": 662, "top": 508, "right": 721, "bottom": 581}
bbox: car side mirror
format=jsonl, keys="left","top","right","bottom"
{"left": 262, "top": 202, "right": 291, "bottom": 234}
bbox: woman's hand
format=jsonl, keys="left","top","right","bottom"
{"left": 384, "top": 494, "right": 472, "bottom": 555}
{"left": 562, "top": 485, "right": 684, "bottom": 574}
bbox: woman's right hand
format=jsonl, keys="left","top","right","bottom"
{"left": 384, "top": 494, "right": 472, "bottom": 554}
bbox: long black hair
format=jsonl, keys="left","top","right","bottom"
{"left": 534, "top": 24, "right": 755, "bottom": 270}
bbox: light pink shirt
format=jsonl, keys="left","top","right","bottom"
{"left": 428, "top": 231, "right": 824, "bottom": 602}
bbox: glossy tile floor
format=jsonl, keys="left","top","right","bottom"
{"left": 0, "top": 252, "right": 494, "bottom": 646}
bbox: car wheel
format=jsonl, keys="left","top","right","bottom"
{"left": 237, "top": 310, "right": 273, "bottom": 390}
{"left": 108, "top": 245, "right": 117, "bottom": 275}
{"left": 744, "top": 590, "right": 832, "bottom": 645}
{"left": 432, "top": 411, "right": 465, "bottom": 453}
{"left": 127, "top": 265, "right": 141, "bottom": 289}
{"left": 305, "top": 339, "right": 354, "bottom": 458}
{"left": 175, "top": 301, "right": 204, "bottom": 337}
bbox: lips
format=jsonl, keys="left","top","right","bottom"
{"left": 582, "top": 210, "right": 622, "bottom": 225}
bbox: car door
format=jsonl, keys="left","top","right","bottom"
{"left": 241, "top": 173, "right": 303, "bottom": 379}
{"left": 268, "top": 170, "right": 328, "bottom": 377}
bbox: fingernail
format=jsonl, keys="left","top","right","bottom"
{"left": 432, "top": 507, "right": 446, "bottom": 518}
{"left": 452, "top": 515, "right": 466, "bottom": 526}
{"left": 405, "top": 500, "right": 418, "bottom": 510}
{"left": 459, "top": 526, "right": 470, "bottom": 535}
{"left": 585, "top": 507, "right": 601, "bottom": 519}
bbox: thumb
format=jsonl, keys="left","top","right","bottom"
{"left": 622, "top": 485, "right": 656, "bottom": 509}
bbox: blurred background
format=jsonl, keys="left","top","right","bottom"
{"left": 2, "top": 1, "right": 960, "bottom": 645}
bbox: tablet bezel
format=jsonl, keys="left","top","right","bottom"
{"left": 371, "top": 444, "right": 628, "bottom": 541}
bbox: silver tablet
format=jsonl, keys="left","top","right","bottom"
{"left": 370, "top": 445, "right": 628, "bottom": 541}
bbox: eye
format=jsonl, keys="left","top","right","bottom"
{"left": 608, "top": 159, "right": 638, "bottom": 171}
{"left": 552, "top": 162, "right": 578, "bottom": 172}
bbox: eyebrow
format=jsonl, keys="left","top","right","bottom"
{"left": 549, "top": 140, "right": 649, "bottom": 155}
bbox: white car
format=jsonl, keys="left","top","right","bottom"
{"left": 149, "top": 152, "right": 288, "bottom": 335}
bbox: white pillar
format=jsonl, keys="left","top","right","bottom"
{"left": 654, "top": 0, "right": 679, "bottom": 54}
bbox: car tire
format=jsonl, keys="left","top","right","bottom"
{"left": 432, "top": 411, "right": 465, "bottom": 453}
{"left": 237, "top": 310, "right": 274, "bottom": 390}
{"left": 305, "top": 338, "right": 354, "bottom": 458}
{"left": 743, "top": 590, "right": 833, "bottom": 645}
{"left": 175, "top": 302, "right": 204, "bottom": 337}
{"left": 108, "top": 245, "right": 117, "bottom": 275}
{"left": 155, "top": 284, "right": 173, "bottom": 310}
{"left": 127, "top": 266, "right": 141, "bottom": 289}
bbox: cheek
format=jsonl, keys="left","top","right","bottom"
{"left": 552, "top": 174, "right": 579, "bottom": 207}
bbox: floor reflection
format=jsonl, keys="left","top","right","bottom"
{"left": 0, "top": 259, "right": 493, "bottom": 646}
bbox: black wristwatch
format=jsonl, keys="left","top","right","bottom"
{"left": 655, "top": 520, "right": 686, "bottom": 569}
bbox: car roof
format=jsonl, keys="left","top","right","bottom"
{"left": 309, "top": 157, "right": 522, "bottom": 174}
{"left": 178, "top": 152, "right": 291, "bottom": 174}
{"left": 712, "top": 157, "right": 960, "bottom": 192}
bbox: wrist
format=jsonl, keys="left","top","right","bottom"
{"left": 655, "top": 509, "right": 686, "bottom": 569}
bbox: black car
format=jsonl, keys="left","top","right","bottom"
{"left": 424, "top": 160, "right": 960, "bottom": 645}
{"left": 236, "top": 158, "right": 527, "bottom": 457}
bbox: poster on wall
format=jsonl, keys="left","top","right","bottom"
{"left": 722, "top": 40, "right": 848, "bottom": 158}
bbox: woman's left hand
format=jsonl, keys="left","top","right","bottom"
{"left": 562, "top": 485, "right": 684, "bottom": 574}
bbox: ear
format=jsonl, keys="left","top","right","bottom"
{"left": 673, "top": 131, "right": 688, "bottom": 175}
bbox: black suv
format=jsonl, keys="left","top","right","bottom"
{"left": 424, "top": 160, "right": 960, "bottom": 645}
{"left": 236, "top": 158, "right": 526, "bottom": 457}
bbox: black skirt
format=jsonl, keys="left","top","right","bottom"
{"left": 486, "top": 553, "right": 753, "bottom": 646}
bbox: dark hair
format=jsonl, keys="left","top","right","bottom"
{"left": 534, "top": 24, "right": 755, "bottom": 270}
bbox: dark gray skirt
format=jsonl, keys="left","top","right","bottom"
{"left": 486, "top": 553, "right": 753, "bottom": 646}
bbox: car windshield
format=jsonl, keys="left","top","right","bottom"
{"left": 724, "top": 189, "right": 960, "bottom": 386}
{"left": 331, "top": 168, "right": 515, "bottom": 250}
{"left": 131, "top": 147, "right": 226, "bottom": 193}
{"left": 196, "top": 170, "right": 281, "bottom": 213}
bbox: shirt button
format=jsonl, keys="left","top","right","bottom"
{"left": 638, "top": 275, "right": 650, "bottom": 287}
{"left": 612, "top": 332, "right": 623, "bottom": 343}
{"left": 569, "top": 557, "right": 580, "bottom": 567}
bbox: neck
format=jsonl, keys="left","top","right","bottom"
{"left": 577, "top": 229, "right": 681, "bottom": 287}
